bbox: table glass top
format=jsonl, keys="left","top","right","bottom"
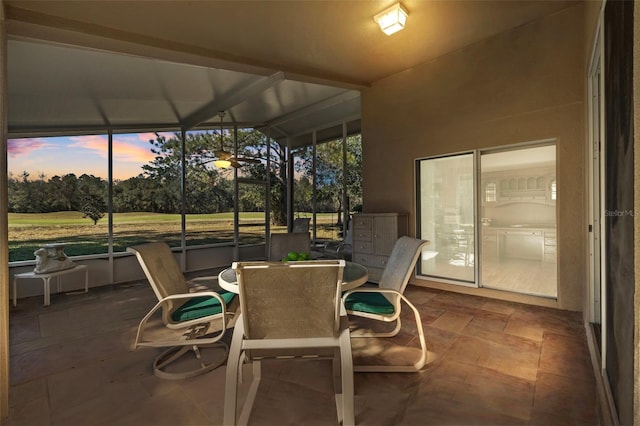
{"left": 219, "top": 261, "right": 367, "bottom": 286}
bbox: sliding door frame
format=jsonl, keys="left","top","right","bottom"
{"left": 415, "top": 140, "right": 558, "bottom": 295}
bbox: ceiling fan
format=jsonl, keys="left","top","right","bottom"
{"left": 213, "top": 111, "right": 261, "bottom": 169}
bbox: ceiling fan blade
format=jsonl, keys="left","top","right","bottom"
{"left": 234, "top": 156, "right": 262, "bottom": 164}
{"left": 214, "top": 149, "right": 232, "bottom": 160}
{"left": 244, "top": 157, "right": 262, "bottom": 164}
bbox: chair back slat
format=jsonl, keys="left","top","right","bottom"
{"left": 127, "top": 242, "right": 189, "bottom": 302}
{"left": 379, "top": 237, "right": 430, "bottom": 292}
{"left": 292, "top": 217, "right": 311, "bottom": 233}
{"left": 234, "top": 261, "right": 344, "bottom": 339}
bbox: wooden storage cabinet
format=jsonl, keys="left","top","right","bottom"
{"left": 352, "top": 213, "right": 408, "bottom": 283}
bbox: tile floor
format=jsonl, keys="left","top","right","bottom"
{"left": 7, "top": 276, "right": 601, "bottom": 425}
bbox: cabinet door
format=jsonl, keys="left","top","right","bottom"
{"left": 373, "top": 216, "right": 397, "bottom": 255}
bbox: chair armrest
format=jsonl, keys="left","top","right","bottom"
{"left": 188, "top": 276, "right": 218, "bottom": 284}
{"left": 342, "top": 288, "right": 421, "bottom": 311}
{"left": 146, "top": 291, "right": 232, "bottom": 320}
{"left": 161, "top": 291, "right": 228, "bottom": 304}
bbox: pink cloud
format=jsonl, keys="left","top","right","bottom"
{"left": 66, "top": 134, "right": 176, "bottom": 164}
{"left": 113, "top": 137, "right": 156, "bottom": 163}
{"left": 7, "top": 138, "right": 50, "bottom": 157}
{"left": 68, "top": 135, "right": 109, "bottom": 158}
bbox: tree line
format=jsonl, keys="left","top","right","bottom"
{"left": 8, "top": 130, "right": 362, "bottom": 225}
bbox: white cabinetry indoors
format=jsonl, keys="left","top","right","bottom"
{"left": 482, "top": 167, "right": 556, "bottom": 206}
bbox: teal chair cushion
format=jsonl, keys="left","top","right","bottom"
{"left": 172, "top": 291, "right": 235, "bottom": 322}
{"left": 344, "top": 291, "right": 395, "bottom": 315}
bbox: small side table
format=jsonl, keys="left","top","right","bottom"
{"left": 13, "top": 264, "right": 89, "bottom": 307}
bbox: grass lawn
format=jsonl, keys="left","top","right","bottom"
{"left": 8, "top": 211, "right": 344, "bottom": 262}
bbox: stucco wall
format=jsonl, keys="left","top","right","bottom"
{"left": 361, "top": 5, "right": 585, "bottom": 311}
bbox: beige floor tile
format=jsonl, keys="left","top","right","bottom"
{"left": 465, "top": 313, "right": 508, "bottom": 334}
{"left": 430, "top": 311, "right": 473, "bottom": 333}
{"left": 477, "top": 342, "right": 540, "bottom": 381}
{"left": 354, "top": 391, "right": 412, "bottom": 426}
{"left": 422, "top": 324, "right": 459, "bottom": 355}
{"left": 7, "top": 282, "right": 599, "bottom": 426}
{"left": 6, "top": 396, "right": 51, "bottom": 426}
{"left": 47, "top": 363, "right": 113, "bottom": 413}
{"left": 539, "top": 331, "right": 593, "bottom": 380}
{"left": 531, "top": 371, "right": 599, "bottom": 424}
{"left": 400, "top": 394, "right": 527, "bottom": 425}
{"left": 108, "top": 387, "right": 212, "bottom": 426}
{"left": 9, "top": 314, "right": 41, "bottom": 346}
{"left": 480, "top": 299, "right": 517, "bottom": 315}
{"left": 454, "top": 367, "right": 535, "bottom": 421}
{"left": 50, "top": 380, "right": 151, "bottom": 426}
{"left": 8, "top": 377, "right": 47, "bottom": 408}
{"left": 503, "top": 317, "right": 545, "bottom": 342}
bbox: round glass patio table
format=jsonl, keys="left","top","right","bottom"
{"left": 218, "top": 261, "right": 369, "bottom": 293}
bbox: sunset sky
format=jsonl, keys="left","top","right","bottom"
{"left": 8, "top": 132, "right": 175, "bottom": 181}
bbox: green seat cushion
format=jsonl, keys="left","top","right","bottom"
{"left": 171, "top": 291, "right": 235, "bottom": 322}
{"left": 344, "top": 291, "right": 395, "bottom": 315}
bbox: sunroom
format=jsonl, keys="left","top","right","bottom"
{"left": 1, "top": 1, "right": 637, "bottom": 425}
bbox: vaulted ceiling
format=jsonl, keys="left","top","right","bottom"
{"left": 3, "top": 0, "right": 578, "bottom": 146}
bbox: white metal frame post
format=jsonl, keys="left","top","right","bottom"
{"left": 107, "top": 130, "right": 114, "bottom": 283}
{"left": 341, "top": 122, "right": 348, "bottom": 239}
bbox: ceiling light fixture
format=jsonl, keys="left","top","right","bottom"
{"left": 211, "top": 111, "right": 261, "bottom": 169}
{"left": 214, "top": 159, "right": 231, "bottom": 169}
{"left": 374, "top": 2, "right": 408, "bottom": 36}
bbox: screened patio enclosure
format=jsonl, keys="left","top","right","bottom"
{"left": 6, "top": 36, "right": 362, "bottom": 289}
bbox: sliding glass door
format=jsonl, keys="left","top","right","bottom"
{"left": 479, "top": 145, "right": 557, "bottom": 298}
{"left": 416, "top": 142, "right": 557, "bottom": 298}
{"left": 416, "top": 153, "right": 475, "bottom": 283}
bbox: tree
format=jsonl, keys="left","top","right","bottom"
{"left": 141, "top": 132, "right": 237, "bottom": 214}
{"left": 141, "top": 133, "right": 184, "bottom": 213}
{"left": 76, "top": 174, "right": 107, "bottom": 224}
{"left": 295, "top": 135, "right": 363, "bottom": 225}
{"left": 81, "top": 194, "right": 106, "bottom": 224}
{"left": 46, "top": 174, "right": 78, "bottom": 211}
{"left": 293, "top": 175, "right": 313, "bottom": 213}
{"left": 228, "top": 129, "right": 288, "bottom": 226}
{"left": 7, "top": 172, "right": 30, "bottom": 212}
